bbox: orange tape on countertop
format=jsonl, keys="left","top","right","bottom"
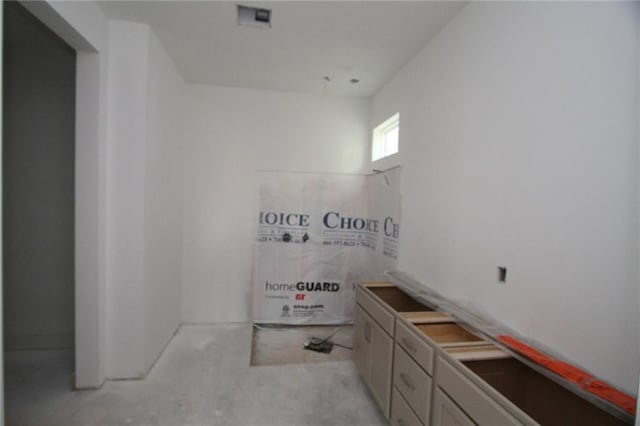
{"left": 497, "top": 335, "right": 636, "bottom": 417}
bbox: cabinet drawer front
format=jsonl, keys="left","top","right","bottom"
{"left": 391, "top": 388, "right": 424, "bottom": 426}
{"left": 396, "top": 320, "right": 434, "bottom": 375}
{"left": 356, "top": 286, "right": 395, "bottom": 336}
{"left": 432, "top": 388, "right": 475, "bottom": 426}
{"left": 436, "top": 358, "right": 522, "bottom": 426}
{"left": 393, "top": 344, "right": 432, "bottom": 423}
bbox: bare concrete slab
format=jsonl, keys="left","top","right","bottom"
{"left": 4, "top": 324, "right": 387, "bottom": 426}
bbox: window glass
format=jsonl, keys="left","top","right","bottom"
{"left": 372, "top": 113, "right": 399, "bottom": 162}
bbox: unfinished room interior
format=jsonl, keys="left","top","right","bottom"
{"left": 1, "top": 0, "right": 639, "bottom": 425}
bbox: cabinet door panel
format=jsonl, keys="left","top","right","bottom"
{"left": 354, "top": 305, "right": 371, "bottom": 382}
{"left": 432, "top": 389, "right": 474, "bottom": 426}
{"left": 391, "top": 388, "right": 423, "bottom": 426}
{"left": 370, "top": 318, "right": 394, "bottom": 418}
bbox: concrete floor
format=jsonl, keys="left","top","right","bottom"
{"left": 5, "top": 324, "right": 387, "bottom": 426}
{"left": 251, "top": 325, "right": 353, "bottom": 366}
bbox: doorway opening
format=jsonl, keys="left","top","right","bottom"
{"left": 3, "top": 0, "right": 76, "bottom": 418}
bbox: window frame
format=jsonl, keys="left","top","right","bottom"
{"left": 371, "top": 113, "right": 400, "bottom": 162}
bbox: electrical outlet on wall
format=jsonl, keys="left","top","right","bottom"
{"left": 498, "top": 266, "right": 507, "bottom": 283}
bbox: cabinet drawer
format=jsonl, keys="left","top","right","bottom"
{"left": 391, "top": 388, "right": 423, "bottom": 426}
{"left": 393, "top": 344, "right": 432, "bottom": 423}
{"left": 436, "top": 358, "right": 522, "bottom": 426}
{"left": 356, "top": 286, "right": 395, "bottom": 336}
{"left": 432, "top": 388, "right": 474, "bottom": 426}
{"left": 396, "top": 320, "right": 434, "bottom": 375}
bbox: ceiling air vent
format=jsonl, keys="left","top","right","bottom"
{"left": 237, "top": 5, "right": 272, "bottom": 29}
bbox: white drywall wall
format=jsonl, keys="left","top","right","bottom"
{"left": 21, "top": 3, "right": 181, "bottom": 383}
{"left": 181, "top": 86, "right": 369, "bottom": 323}
{"left": 143, "top": 30, "right": 185, "bottom": 371}
{"left": 1, "top": 3, "right": 4, "bottom": 421}
{"left": 637, "top": 3, "right": 640, "bottom": 418}
{"left": 106, "top": 21, "right": 184, "bottom": 379}
{"left": 106, "top": 20, "right": 149, "bottom": 379}
{"left": 371, "top": 2, "right": 639, "bottom": 393}
{"left": 34, "top": 0, "right": 107, "bottom": 53}
{"left": 21, "top": 0, "right": 110, "bottom": 389}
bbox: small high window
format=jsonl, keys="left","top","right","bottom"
{"left": 371, "top": 113, "right": 399, "bottom": 162}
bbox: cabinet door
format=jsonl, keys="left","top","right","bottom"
{"left": 353, "top": 305, "right": 372, "bottom": 382}
{"left": 369, "top": 318, "right": 394, "bottom": 418}
{"left": 390, "top": 388, "right": 423, "bottom": 426}
{"left": 432, "top": 389, "right": 474, "bottom": 426}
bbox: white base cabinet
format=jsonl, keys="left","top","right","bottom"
{"left": 354, "top": 282, "right": 630, "bottom": 426}
{"left": 353, "top": 305, "right": 394, "bottom": 417}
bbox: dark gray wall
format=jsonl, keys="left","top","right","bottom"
{"left": 3, "top": 1, "right": 75, "bottom": 350}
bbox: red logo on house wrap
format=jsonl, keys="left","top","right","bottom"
{"left": 295, "top": 294, "right": 305, "bottom": 300}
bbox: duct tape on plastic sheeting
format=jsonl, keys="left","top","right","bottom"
{"left": 252, "top": 169, "right": 402, "bottom": 325}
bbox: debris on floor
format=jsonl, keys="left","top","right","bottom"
{"left": 251, "top": 324, "right": 353, "bottom": 366}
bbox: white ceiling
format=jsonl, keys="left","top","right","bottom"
{"left": 97, "top": 1, "right": 467, "bottom": 97}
